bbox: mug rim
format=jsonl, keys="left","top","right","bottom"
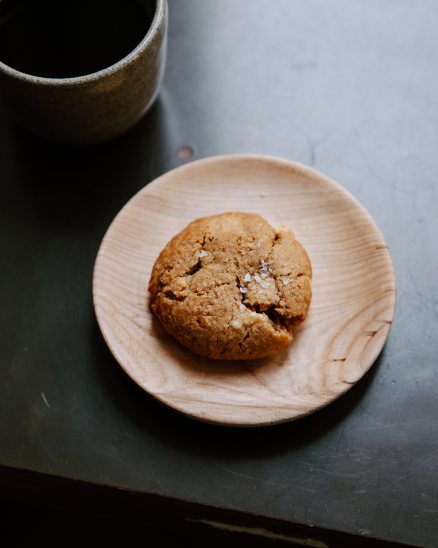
{"left": 0, "top": 0, "right": 166, "bottom": 86}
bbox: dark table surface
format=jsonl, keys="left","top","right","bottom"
{"left": 1, "top": 1, "right": 438, "bottom": 547}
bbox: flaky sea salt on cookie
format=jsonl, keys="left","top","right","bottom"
{"left": 148, "top": 212, "right": 312, "bottom": 360}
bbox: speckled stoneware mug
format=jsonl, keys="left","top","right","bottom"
{"left": 0, "top": 0, "right": 167, "bottom": 145}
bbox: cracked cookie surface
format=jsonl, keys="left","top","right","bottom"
{"left": 148, "top": 212, "right": 312, "bottom": 360}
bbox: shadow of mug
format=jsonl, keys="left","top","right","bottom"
{"left": 0, "top": 0, "right": 167, "bottom": 145}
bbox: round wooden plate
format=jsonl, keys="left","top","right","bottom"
{"left": 93, "top": 154, "right": 396, "bottom": 427}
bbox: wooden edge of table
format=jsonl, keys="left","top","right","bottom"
{"left": 0, "top": 464, "right": 414, "bottom": 548}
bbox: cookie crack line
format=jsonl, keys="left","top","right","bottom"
{"left": 183, "top": 233, "right": 209, "bottom": 280}
{"left": 187, "top": 258, "right": 202, "bottom": 276}
{"left": 235, "top": 274, "right": 252, "bottom": 307}
{"left": 237, "top": 250, "right": 290, "bottom": 331}
{"left": 238, "top": 330, "right": 251, "bottom": 351}
{"left": 163, "top": 290, "right": 187, "bottom": 302}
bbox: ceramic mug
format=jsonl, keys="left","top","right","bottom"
{"left": 0, "top": 0, "right": 167, "bottom": 145}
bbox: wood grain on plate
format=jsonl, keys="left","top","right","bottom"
{"left": 93, "top": 154, "right": 396, "bottom": 426}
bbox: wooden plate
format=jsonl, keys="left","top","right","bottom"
{"left": 93, "top": 154, "right": 396, "bottom": 427}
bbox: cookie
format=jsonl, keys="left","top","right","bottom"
{"left": 148, "top": 212, "right": 312, "bottom": 360}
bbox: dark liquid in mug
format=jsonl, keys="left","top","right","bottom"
{"left": 0, "top": 0, "right": 152, "bottom": 78}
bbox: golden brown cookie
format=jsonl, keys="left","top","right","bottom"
{"left": 148, "top": 212, "right": 312, "bottom": 360}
